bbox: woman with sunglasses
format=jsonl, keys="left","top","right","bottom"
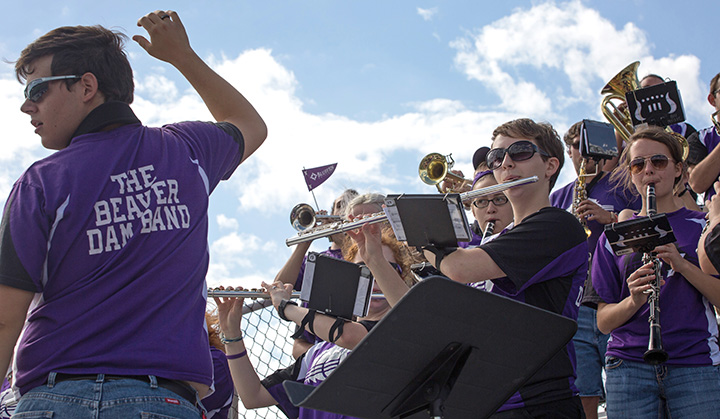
{"left": 589, "top": 126, "right": 720, "bottom": 417}
{"left": 422, "top": 118, "right": 589, "bottom": 417}
{"left": 214, "top": 224, "right": 416, "bottom": 419}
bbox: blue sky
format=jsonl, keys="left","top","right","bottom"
{"left": 0, "top": 1, "right": 717, "bottom": 289}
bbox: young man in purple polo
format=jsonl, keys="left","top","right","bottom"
{"left": 0, "top": 10, "right": 266, "bottom": 418}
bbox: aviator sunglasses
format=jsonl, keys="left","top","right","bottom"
{"left": 24, "top": 75, "right": 81, "bottom": 103}
{"left": 486, "top": 140, "right": 550, "bottom": 170}
{"left": 629, "top": 154, "right": 671, "bottom": 175}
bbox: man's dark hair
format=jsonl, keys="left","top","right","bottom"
{"left": 563, "top": 121, "right": 583, "bottom": 147}
{"left": 492, "top": 118, "right": 564, "bottom": 191}
{"left": 15, "top": 25, "right": 134, "bottom": 103}
{"left": 711, "top": 72, "right": 720, "bottom": 95}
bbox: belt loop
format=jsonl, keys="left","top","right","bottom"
{"left": 47, "top": 372, "right": 57, "bottom": 388}
{"left": 96, "top": 373, "right": 105, "bottom": 383}
{"left": 196, "top": 392, "right": 207, "bottom": 415}
{"left": 149, "top": 375, "right": 158, "bottom": 389}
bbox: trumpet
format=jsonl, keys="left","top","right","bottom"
{"left": 419, "top": 153, "right": 472, "bottom": 193}
{"left": 286, "top": 176, "right": 538, "bottom": 246}
{"left": 290, "top": 203, "right": 343, "bottom": 231}
{"left": 208, "top": 289, "right": 385, "bottom": 299}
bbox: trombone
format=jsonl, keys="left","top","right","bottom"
{"left": 285, "top": 176, "right": 538, "bottom": 246}
{"left": 290, "top": 203, "right": 343, "bottom": 231}
{"left": 419, "top": 153, "right": 472, "bottom": 193}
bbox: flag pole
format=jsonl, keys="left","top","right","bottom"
{"left": 304, "top": 167, "right": 321, "bottom": 210}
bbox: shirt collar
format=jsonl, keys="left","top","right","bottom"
{"left": 71, "top": 101, "right": 141, "bottom": 139}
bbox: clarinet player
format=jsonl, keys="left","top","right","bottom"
{"left": 588, "top": 127, "right": 720, "bottom": 417}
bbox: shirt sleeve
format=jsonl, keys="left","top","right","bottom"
{"left": 481, "top": 208, "right": 587, "bottom": 294}
{"left": 705, "top": 224, "right": 720, "bottom": 274}
{"left": 590, "top": 233, "right": 624, "bottom": 304}
{"left": 687, "top": 130, "right": 708, "bottom": 166}
{"left": 260, "top": 354, "right": 304, "bottom": 419}
{"left": 0, "top": 182, "right": 48, "bottom": 292}
{"left": 163, "top": 121, "right": 245, "bottom": 193}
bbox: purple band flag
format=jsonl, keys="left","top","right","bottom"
{"left": 303, "top": 163, "right": 337, "bottom": 191}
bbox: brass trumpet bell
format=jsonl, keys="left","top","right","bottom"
{"left": 289, "top": 203, "right": 342, "bottom": 231}
{"left": 418, "top": 153, "right": 471, "bottom": 193}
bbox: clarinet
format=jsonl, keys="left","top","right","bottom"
{"left": 643, "top": 183, "right": 669, "bottom": 365}
{"left": 482, "top": 220, "right": 496, "bottom": 243}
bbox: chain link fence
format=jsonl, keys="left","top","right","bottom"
{"left": 209, "top": 299, "right": 296, "bottom": 419}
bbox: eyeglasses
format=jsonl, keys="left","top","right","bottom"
{"left": 486, "top": 140, "right": 550, "bottom": 170}
{"left": 24, "top": 75, "right": 81, "bottom": 103}
{"left": 629, "top": 154, "right": 672, "bottom": 175}
{"left": 472, "top": 195, "right": 509, "bottom": 208}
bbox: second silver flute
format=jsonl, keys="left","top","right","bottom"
{"left": 209, "top": 290, "right": 385, "bottom": 299}
{"left": 285, "top": 176, "right": 538, "bottom": 246}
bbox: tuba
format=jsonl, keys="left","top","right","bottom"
{"left": 601, "top": 62, "right": 689, "bottom": 160}
{"left": 601, "top": 61, "right": 640, "bottom": 143}
{"left": 419, "top": 153, "right": 472, "bottom": 193}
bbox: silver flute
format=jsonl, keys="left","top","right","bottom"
{"left": 208, "top": 289, "right": 386, "bottom": 299}
{"left": 285, "top": 176, "right": 538, "bottom": 246}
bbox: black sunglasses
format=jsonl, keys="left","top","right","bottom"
{"left": 629, "top": 154, "right": 671, "bottom": 175}
{"left": 24, "top": 75, "right": 81, "bottom": 103}
{"left": 486, "top": 140, "right": 549, "bottom": 170}
{"left": 472, "top": 195, "right": 509, "bottom": 208}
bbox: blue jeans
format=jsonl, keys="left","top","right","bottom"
{"left": 572, "top": 305, "right": 609, "bottom": 399}
{"left": 605, "top": 357, "right": 720, "bottom": 418}
{"left": 13, "top": 373, "right": 203, "bottom": 418}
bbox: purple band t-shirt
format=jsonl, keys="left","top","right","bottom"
{"left": 0, "top": 103, "right": 244, "bottom": 395}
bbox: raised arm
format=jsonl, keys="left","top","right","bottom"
{"left": 213, "top": 289, "right": 278, "bottom": 409}
{"left": 133, "top": 10, "right": 267, "bottom": 162}
{"left": 689, "top": 148, "right": 720, "bottom": 195}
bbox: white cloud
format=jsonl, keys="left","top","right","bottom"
{"left": 417, "top": 7, "right": 438, "bottom": 21}
{"left": 450, "top": 0, "right": 705, "bottom": 122}
{"left": 216, "top": 214, "right": 239, "bottom": 230}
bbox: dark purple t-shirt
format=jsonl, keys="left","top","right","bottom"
{"left": 0, "top": 103, "right": 244, "bottom": 395}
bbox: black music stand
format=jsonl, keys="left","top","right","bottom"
{"left": 283, "top": 277, "right": 577, "bottom": 418}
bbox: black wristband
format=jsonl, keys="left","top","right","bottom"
{"left": 278, "top": 299, "right": 298, "bottom": 322}
{"left": 422, "top": 245, "right": 458, "bottom": 272}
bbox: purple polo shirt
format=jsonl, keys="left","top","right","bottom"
{"left": 0, "top": 102, "right": 244, "bottom": 395}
